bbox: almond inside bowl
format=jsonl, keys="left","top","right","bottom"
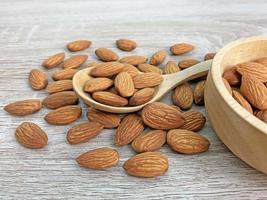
{"left": 205, "top": 36, "right": 267, "bottom": 174}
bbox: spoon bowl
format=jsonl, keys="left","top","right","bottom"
{"left": 73, "top": 60, "right": 212, "bottom": 113}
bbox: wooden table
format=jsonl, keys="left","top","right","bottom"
{"left": 1, "top": 0, "right": 267, "bottom": 199}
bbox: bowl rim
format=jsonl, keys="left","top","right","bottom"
{"left": 211, "top": 36, "right": 267, "bottom": 134}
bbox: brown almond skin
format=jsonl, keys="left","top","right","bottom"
{"left": 44, "top": 105, "right": 81, "bottom": 125}
{"left": 236, "top": 62, "right": 267, "bottom": 82}
{"left": 90, "top": 62, "right": 124, "bottom": 77}
{"left": 4, "top": 99, "right": 42, "bottom": 116}
{"left": 164, "top": 61, "right": 181, "bottom": 74}
{"left": 123, "top": 152, "right": 168, "bottom": 178}
{"left": 122, "top": 63, "right": 140, "bottom": 77}
{"left": 178, "top": 58, "right": 199, "bottom": 69}
{"left": 170, "top": 43, "right": 194, "bottom": 55}
{"left": 67, "top": 122, "right": 104, "bottom": 144}
{"left": 42, "top": 91, "right": 79, "bottom": 109}
{"left": 63, "top": 55, "right": 88, "bottom": 69}
{"left": 76, "top": 147, "right": 119, "bottom": 170}
{"left": 120, "top": 55, "right": 147, "bottom": 66}
{"left": 114, "top": 72, "right": 135, "bottom": 97}
{"left": 232, "top": 90, "right": 253, "bottom": 113}
{"left": 129, "top": 87, "right": 155, "bottom": 106}
{"left": 141, "top": 102, "right": 185, "bottom": 130}
{"left": 52, "top": 69, "right": 78, "bottom": 81}
{"left": 240, "top": 75, "right": 267, "bottom": 110}
{"left": 150, "top": 50, "right": 166, "bottom": 66}
{"left": 254, "top": 57, "right": 267, "bottom": 67}
{"left": 172, "top": 83, "right": 193, "bottom": 110}
{"left": 223, "top": 67, "right": 241, "bottom": 86}
{"left": 92, "top": 91, "right": 128, "bottom": 107}
{"left": 29, "top": 69, "right": 48, "bottom": 90}
{"left": 180, "top": 111, "right": 206, "bottom": 131}
{"left": 67, "top": 40, "right": 91, "bottom": 52}
{"left": 116, "top": 39, "right": 137, "bottom": 51}
{"left": 133, "top": 72, "right": 163, "bottom": 89}
{"left": 84, "top": 78, "right": 113, "bottom": 93}
{"left": 15, "top": 122, "right": 48, "bottom": 149}
{"left": 42, "top": 52, "right": 65, "bottom": 69}
{"left": 95, "top": 48, "right": 119, "bottom": 62}
{"left": 47, "top": 80, "right": 73, "bottom": 94}
{"left": 138, "top": 63, "right": 163, "bottom": 74}
{"left": 222, "top": 78, "right": 232, "bottom": 95}
{"left": 167, "top": 129, "right": 210, "bottom": 154}
{"left": 131, "top": 130, "right": 166, "bottom": 153}
{"left": 204, "top": 53, "right": 216, "bottom": 61}
{"left": 193, "top": 80, "right": 206, "bottom": 105}
{"left": 87, "top": 108, "right": 121, "bottom": 128}
{"left": 115, "top": 114, "right": 144, "bottom": 146}
{"left": 255, "top": 110, "right": 267, "bottom": 123}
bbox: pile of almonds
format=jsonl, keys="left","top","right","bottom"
{"left": 223, "top": 59, "right": 267, "bottom": 123}
{"left": 4, "top": 39, "right": 215, "bottom": 178}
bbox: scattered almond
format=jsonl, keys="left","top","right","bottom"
{"left": 120, "top": 55, "right": 147, "bottom": 66}
{"left": 178, "top": 58, "right": 199, "bottom": 69}
{"left": 76, "top": 147, "right": 119, "bottom": 169}
{"left": 204, "top": 53, "right": 216, "bottom": 61}
{"left": 67, "top": 40, "right": 91, "bottom": 52}
{"left": 114, "top": 72, "right": 135, "bottom": 97}
{"left": 90, "top": 62, "right": 124, "bottom": 77}
{"left": 150, "top": 50, "right": 166, "bottom": 66}
{"left": 4, "top": 99, "right": 42, "bottom": 116}
{"left": 172, "top": 83, "right": 193, "bottom": 110}
{"left": 95, "top": 48, "right": 119, "bottom": 62}
{"left": 133, "top": 72, "right": 163, "bottom": 88}
{"left": 42, "top": 52, "right": 65, "bottom": 69}
{"left": 52, "top": 69, "right": 78, "bottom": 81}
{"left": 84, "top": 78, "right": 113, "bottom": 93}
{"left": 116, "top": 39, "right": 137, "bottom": 51}
{"left": 15, "top": 122, "right": 48, "bottom": 149}
{"left": 122, "top": 63, "right": 140, "bottom": 77}
{"left": 163, "top": 61, "right": 180, "bottom": 74}
{"left": 170, "top": 43, "right": 194, "bottom": 55}
{"left": 29, "top": 69, "right": 48, "bottom": 90}
{"left": 92, "top": 91, "right": 128, "bottom": 107}
{"left": 193, "top": 80, "right": 206, "bottom": 105}
{"left": 129, "top": 87, "right": 155, "bottom": 106}
{"left": 63, "top": 55, "right": 88, "bottom": 69}
{"left": 138, "top": 63, "right": 162, "bottom": 74}
{"left": 180, "top": 111, "right": 206, "bottom": 131}
{"left": 47, "top": 80, "right": 73, "bottom": 94}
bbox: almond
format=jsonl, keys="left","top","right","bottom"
{"left": 236, "top": 62, "right": 267, "bottom": 82}
{"left": 141, "top": 102, "right": 185, "bottom": 130}
{"left": 254, "top": 57, "right": 267, "bottom": 67}
{"left": 92, "top": 91, "right": 128, "bottom": 107}
{"left": 84, "top": 78, "right": 113, "bottom": 93}
{"left": 167, "top": 129, "right": 210, "bottom": 154}
{"left": 121, "top": 63, "right": 139, "bottom": 77}
{"left": 178, "top": 58, "right": 199, "bottom": 69}
{"left": 204, "top": 53, "right": 216, "bottom": 61}
{"left": 193, "top": 80, "right": 206, "bottom": 105}
{"left": 67, "top": 122, "right": 104, "bottom": 144}
{"left": 129, "top": 87, "right": 155, "bottom": 106}
{"left": 42, "top": 52, "right": 65, "bottom": 69}
{"left": 44, "top": 105, "right": 81, "bottom": 125}
{"left": 163, "top": 61, "right": 181, "bottom": 74}
{"left": 63, "top": 55, "right": 88, "bottom": 69}
{"left": 149, "top": 50, "right": 166, "bottom": 66}
{"left": 115, "top": 114, "right": 144, "bottom": 146}
{"left": 180, "top": 111, "right": 206, "bottom": 131}
{"left": 4, "top": 99, "right": 42, "bottom": 116}
{"left": 223, "top": 67, "right": 241, "bottom": 86}
{"left": 52, "top": 69, "right": 78, "bottom": 81}
{"left": 240, "top": 75, "right": 267, "bottom": 110}
{"left": 222, "top": 78, "right": 232, "bottom": 95}
{"left": 138, "top": 63, "right": 162, "bottom": 74}
{"left": 47, "top": 80, "right": 73, "bottom": 94}
{"left": 87, "top": 108, "right": 121, "bottom": 128}
{"left": 232, "top": 90, "right": 253, "bottom": 113}
{"left": 133, "top": 72, "right": 163, "bottom": 88}
{"left": 15, "top": 122, "right": 48, "bottom": 149}
{"left": 114, "top": 72, "right": 135, "bottom": 97}
{"left": 29, "top": 69, "right": 48, "bottom": 90}
{"left": 67, "top": 40, "right": 91, "bottom": 52}
{"left": 95, "top": 48, "right": 119, "bottom": 62}
{"left": 170, "top": 43, "right": 194, "bottom": 55}
{"left": 76, "top": 147, "right": 119, "bottom": 169}
{"left": 42, "top": 91, "right": 79, "bottom": 109}
{"left": 123, "top": 152, "right": 168, "bottom": 178}
{"left": 120, "top": 55, "right": 147, "bottom": 66}
{"left": 255, "top": 110, "right": 267, "bottom": 123}
{"left": 90, "top": 62, "right": 124, "bottom": 77}
{"left": 116, "top": 39, "right": 137, "bottom": 51}
{"left": 170, "top": 105, "right": 182, "bottom": 112}
{"left": 172, "top": 83, "right": 193, "bottom": 110}
{"left": 131, "top": 130, "right": 166, "bottom": 153}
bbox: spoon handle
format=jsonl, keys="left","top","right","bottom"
{"left": 163, "top": 59, "right": 213, "bottom": 89}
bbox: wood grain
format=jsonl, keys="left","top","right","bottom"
{"left": 0, "top": 0, "right": 267, "bottom": 199}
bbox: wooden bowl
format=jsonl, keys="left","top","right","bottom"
{"left": 205, "top": 36, "right": 267, "bottom": 174}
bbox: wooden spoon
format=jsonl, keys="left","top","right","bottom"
{"left": 73, "top": 60, "right": 212, "bottom": 113}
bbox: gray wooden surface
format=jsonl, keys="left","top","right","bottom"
{"left": 1, "top": 0, "right": 267, "bottom": 199}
